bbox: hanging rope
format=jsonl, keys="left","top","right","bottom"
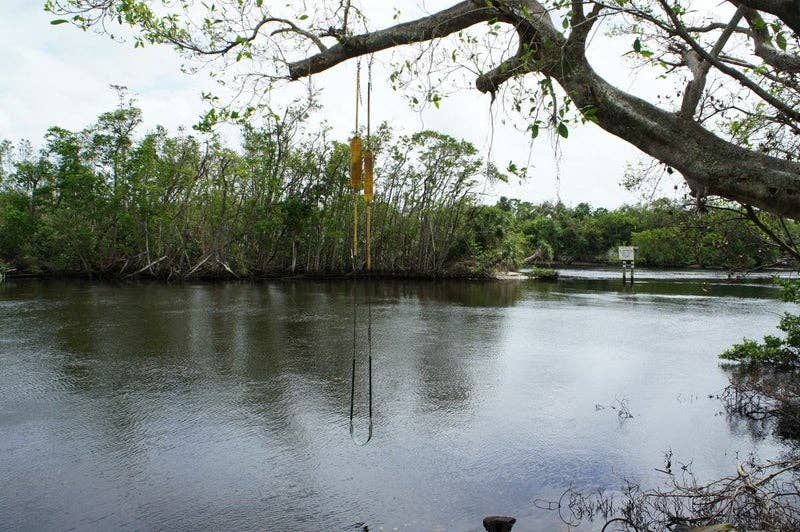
{"left": 349, "top": 57, "right": 374, "bottom": 446}
{"left": 364, "top": 55, "right": 374, "bottom": 271}
{"left": 350, "top": 60, "right": 362, "bottom": 262}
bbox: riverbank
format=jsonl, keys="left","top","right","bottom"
{"left": 4, "top": 262, "right": 792, "bottom": 284}
{"left": 2, "top": 268, "right": 506, "bottom": 283}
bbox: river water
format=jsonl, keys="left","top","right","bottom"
{"left": 0, "top": 271, "right": 795, "bottom": 531}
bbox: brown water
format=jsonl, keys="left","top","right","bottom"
{"left": 0, "top": 273, "right": 793, "bottom": 530}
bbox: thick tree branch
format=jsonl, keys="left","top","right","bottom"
{"left": 476, "top": 53, "right": 531, "bottom": 94}
{"left": 555, "top": 53, "right": 800, "bottom": 217}
{"left": 741, "top": 7, "right": 800, "bottom": 73}
{"left": 567, "top": 1, "right": 605, "bottom": 47}
{"left": 287, "top": 1, "right": 497, "bottom": 79}
{"left": 733, "top": 0, "right": 800, "bottom": 35}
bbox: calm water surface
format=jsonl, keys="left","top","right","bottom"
{"left": 0, "top": 273, "right": 795, "bottom": 531}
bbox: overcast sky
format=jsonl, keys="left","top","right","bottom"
{"left": 0, "top": 0, "right": 686, "bottom": 208}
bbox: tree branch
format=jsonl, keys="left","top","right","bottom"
{"left": 741, "top": 7, "right": 800, "bottom": 73}
{"left": 287, "top": 1, "right": 497, "bottom": 79}
{"left": 733, "top": 0, "right": 800, "bottom": 35}
{"left": 659, "top": 0, "right": 800, "bottom": 124}
{"left": 680, "top": 7, "right": 745, "bottom": 118}
{"left": 568, "top": 1, "right": 605, "bottom": 47}
{"left": 286, "top": 0, "right": 800, "bottom": 217}
{"left": 746, "top": 205, "right": 800, "bottom": 260}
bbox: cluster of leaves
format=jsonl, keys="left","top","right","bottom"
{"left": 721, "top": 279, "right": 800, "bottom": 365}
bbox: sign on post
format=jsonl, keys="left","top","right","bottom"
{"left": 618, "top": 246, "right": 636, "bottom": 261}
{"left": 618, "top": 246, "right": 637, "bottom": 285}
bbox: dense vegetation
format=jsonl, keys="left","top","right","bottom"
{"left": 0, "top": 101, "right": 795, "bottom": 279}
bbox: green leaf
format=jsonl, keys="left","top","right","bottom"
{"left": 557, "top": 122, "right": 569, "bottom": 138}
{"left": 50, "top": 19, "right": 69, "bottom": 25}
{"left": 582, "top": 105, "right": 599, "bottom": 123}
{"left": 298, "top": 14, "right": 309, "bottom": 20}
{"left": 776, "top": 31, "right": 787, "bottom": 51}
{"left": 529, "top": 124, "right": 539, "bottom": 139}
{"left": 633, "top": 38, "right": 641, "bottom": 53}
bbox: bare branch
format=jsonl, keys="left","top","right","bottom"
{"left": 268, "top": 19, "right": 327, "bottom": 53}
{"left": 680, "top": 7, "right": 745, "bottom": 118}
{"left": 746, "top": 205, "right": 800, "bottom": 259}
{"left": 659, "top": 0, "right": 800, "bottom": 123}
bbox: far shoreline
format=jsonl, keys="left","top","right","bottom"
{"left": 3, "top": 262, "right": 794, "bottom": 284}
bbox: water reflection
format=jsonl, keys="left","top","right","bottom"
{"left": 0, "top": 277, "right": 795, "bottom": 530}
{"left": 722, "top": 363, "right": 800, "bottom": 444}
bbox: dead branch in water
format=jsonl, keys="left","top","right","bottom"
{"left": 535, "top": 456, "right": 800, "bottom": 530}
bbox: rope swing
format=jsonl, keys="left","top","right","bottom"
{"left": 349, "top": 56, "right": 375, "bottom": 446}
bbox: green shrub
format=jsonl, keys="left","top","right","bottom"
{"left": 528, "top": 267, "right": 559, "bottom": 280}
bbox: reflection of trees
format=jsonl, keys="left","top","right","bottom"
{"left": 340, "top": 280, "right": 510, "bottom": 414}
{"left": 559, "top": 278, "right": 777, "bottom": 300}
{"left": 46, "top": 280, "right": 511, "bottom": 447}
{"left": 365, "top": 279, "right": 526, "bottom": 307}
{"left": 722, "top": 363, "right": 800, "bottom": 443}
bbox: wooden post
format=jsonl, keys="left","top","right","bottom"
{"left": 483, "top": 516, "right": 516, "bottom": 532}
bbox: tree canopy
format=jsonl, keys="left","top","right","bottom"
{"left": 46, "top": 0, "right": 800, "bottom": 218}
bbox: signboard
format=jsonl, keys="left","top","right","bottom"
{"left": 618, "top": 246, "right": 636, "bottom": 261}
